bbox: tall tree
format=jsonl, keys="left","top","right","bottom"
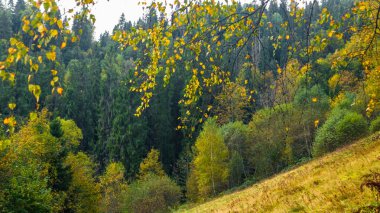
{"left": 72, "top": 15, "right": 94, "bottom": 51}
{"left": 0, "top": 1, "right": 13, "bottom": 40}
{"left": 11, "top": 0, "right": 25, "bottom": 32}
{"left": 191, "top": 118, "right": 229, "bottom": 199}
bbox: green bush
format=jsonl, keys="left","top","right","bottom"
{"left": 313, "top": 109, "right": 368, "bottom": 157}
{"left": 332, "top": 92, "right": 366, "bottom": 113}
{"left": 294, "top": 85, "right": 330, "bottom": 110}
{"left": 370, "top": 116, "right": 380, "bottom": 133}
{"left": 123, "top": 174, "right": 181, "bottom": 213}
{"left": 221, "top": 121, "right": 251, "bottom": 177}
{"left": 221, "top": 122, "right": 250, "bottom": 156}
{"left": 248, "top": 104, "right": 293, "bottom": 178}
{"left": 229, "top": 151, "right": 245, "bottom": 187}
{"left": 248, "top": 103, "right": 323, "bottom": 178}
{"left": 0, "top": 162, "right": 53, "bottom": 213}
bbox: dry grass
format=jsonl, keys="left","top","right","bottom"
{"left": 177, "top": 133, "right": 380, "bottom": 213}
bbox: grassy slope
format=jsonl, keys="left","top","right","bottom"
{"left": 178, "top": 133, "right": 380, "bottom": 213}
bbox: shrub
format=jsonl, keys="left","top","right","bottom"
{"left": 229, "top": 151, "right": 245, "bottom": 187}
{"left": 64, "top": 152, "right": 101, "bottom": 213}
{"left": 330, "top": 92, "right": 366, "bottom": 113}
{"left": 0, "top": 111, "right": 87, "bottom": 212}
{"left": 294, "top": 85, "right": 330, "bottom": 110}
{"left": 248, "top": 105, "right": 291, "bottom": 178}
{"left": 221, "top": 122, "right": 251, "bottom": 175}
{"left": 370, "top": 116, "right": 380, "bottom": 133}
{"left": 358, "top": 160, "right": 380, "bottom": 212}
{"left": 0, "top": 162, "right": 53, "bottom": 213}
{"left": 0, "top": 111, "right": 58, "bottom": 212}
{"left": 185, "top": 168, "right": 198, "bottom": 202}
{"left": 248, "top": 104, "right": 316, "bottom": 178}
{"left": 99, "top": 162, "right": 127, "bottom": 213}
{"left": 313, "top": 109, "right": 368, "bottom": 157}
{"left": 123, "top": 174, "right": 181, "bottom": 213}
{"left": 221, "top": 122, "right": 250, "bottom": 153}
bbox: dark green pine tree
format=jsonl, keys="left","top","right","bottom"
{"left": 72, "top": 14, "right": 94, "bottom": 51}
{"left": 146, "top": 7, "right": 158, "bottom": 29}
{"left": 113, "top": 13, "right": 132, "bottom": 32}
{"left": 59, "top": 58, "right": 100, "bottom": 150}
{"left": 50, "top": 117, "right": 64, "bottom": 138}
{"left": 7, "top": 0, "right": 15, "bottom": 12}
{"left": 0, "top": 1, "right": 13, "bottom": 40}
{"left": 12, "top": 0, "right": 25, "bottom": 33}
{"left": 95, "top": 51, "right": 149, "bottom": 178}
{"left": 147, "top": 80, "right": 180, "bottom": 173}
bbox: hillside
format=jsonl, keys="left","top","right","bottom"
{"left": 178, "top": 133, "right": 380, "bottom": 212}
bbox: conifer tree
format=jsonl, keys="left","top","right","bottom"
{"left": 0, "top": 1, "right": 13, "bottom": 39}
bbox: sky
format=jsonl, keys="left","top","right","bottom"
{"left": 90, "top": 0, "right": 155, "bottom": 38}
{"left": 5, "top": 0, "right": 310, "bottom": 39}
{"left": 59, "top": 0, "right": 153, "bottom": 39}
{"left": 59, "top": 0, "right": 251, "bottom": 39}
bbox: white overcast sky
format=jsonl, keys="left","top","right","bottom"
{"left": 58, "top": 0, "right": 253, "bottom": 39}
{"left": 89, "top": 0, "right": 156, "bottom": 38}
{"left": 58, "top": 0, "right": 153, "bottom": 39}
{"left": 2, "top": 0, "right": 310, "bottom": 39}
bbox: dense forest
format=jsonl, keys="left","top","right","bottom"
{"left": 0, "top": 0, "right": 379, "bottom": 212}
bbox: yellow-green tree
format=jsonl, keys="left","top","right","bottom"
{"left": 192, "top": 118, "right": 229, "bottom": 199}
{"left": 64, "top": 152, "right": 101, "bottom": 213}
{"left": 0, "top": 109, "right": 86, "bottom": 212}
{"left": 138, "top": 148, "right": 165, "bottom": 179}
{"left": 185, "top": 166, "right": 199, "bottom": 202}
{"left": 0, "top": 110, "right": 57, "bottom": 212}
{"left": 215, "top": 82, "right": 250, "bottom": 124}
{"left": 274, "top": 59, "right": 304, "bottom": 104}
{"left": 99, "top": 162, "right": 127, "bottom": 213}
{"left": 59, "top": 118, "right": 83, "bottom": 150}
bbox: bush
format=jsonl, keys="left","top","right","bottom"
{"left": 330, "top": 92, "right": 366, "bottom": 113}
{"left": 313, "top": 109, "right": 368, "bottom": 157}
{"left": 0, "top": 162, "right": 53, "bottom": 213}
{"left": 123, "top": 174, "right": 181, "bottom": 213}
{"left": 221, "top": 122, "right": 251, "bottom": 177}
{"left": 248, "top": 104, "right": 316, "bottom": 178}
{"left": 64, "top": 152, "right": 101, "bottom": 213}
{"left": 370, "top": 116, "right": 380, "bottom": 133}
{"left": 99, "top": 162, "right": 127, "bottom": 213}
{"left": 185, "top": 168, "right": 198, "bottom": 202}
{"left": 294, "top": 85, "right": 330, "bottom": 110}
{"left": 229, "top": 151, "right": 245, "bottom": 187}
{"left": 221, "top": 122, "right": 250, "bottom": 155}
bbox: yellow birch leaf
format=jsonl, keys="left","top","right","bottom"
{"left": 46, "top": 51, "right": 56, "bottom": 61}
{"left": 8, "top": 103, "right": 16, "bottom": 110}
{"left": 61, "top": 42, "right": 66, "bottom": 49}
{"left": 57, "top": 87, "right": 63, "bottom": 95}
{"left": 57, "top": 20, "right": 63, "bottom": 29}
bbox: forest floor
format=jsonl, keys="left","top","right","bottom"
{"left": 177, "top": 132, "right": 380, "bottom": 212}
